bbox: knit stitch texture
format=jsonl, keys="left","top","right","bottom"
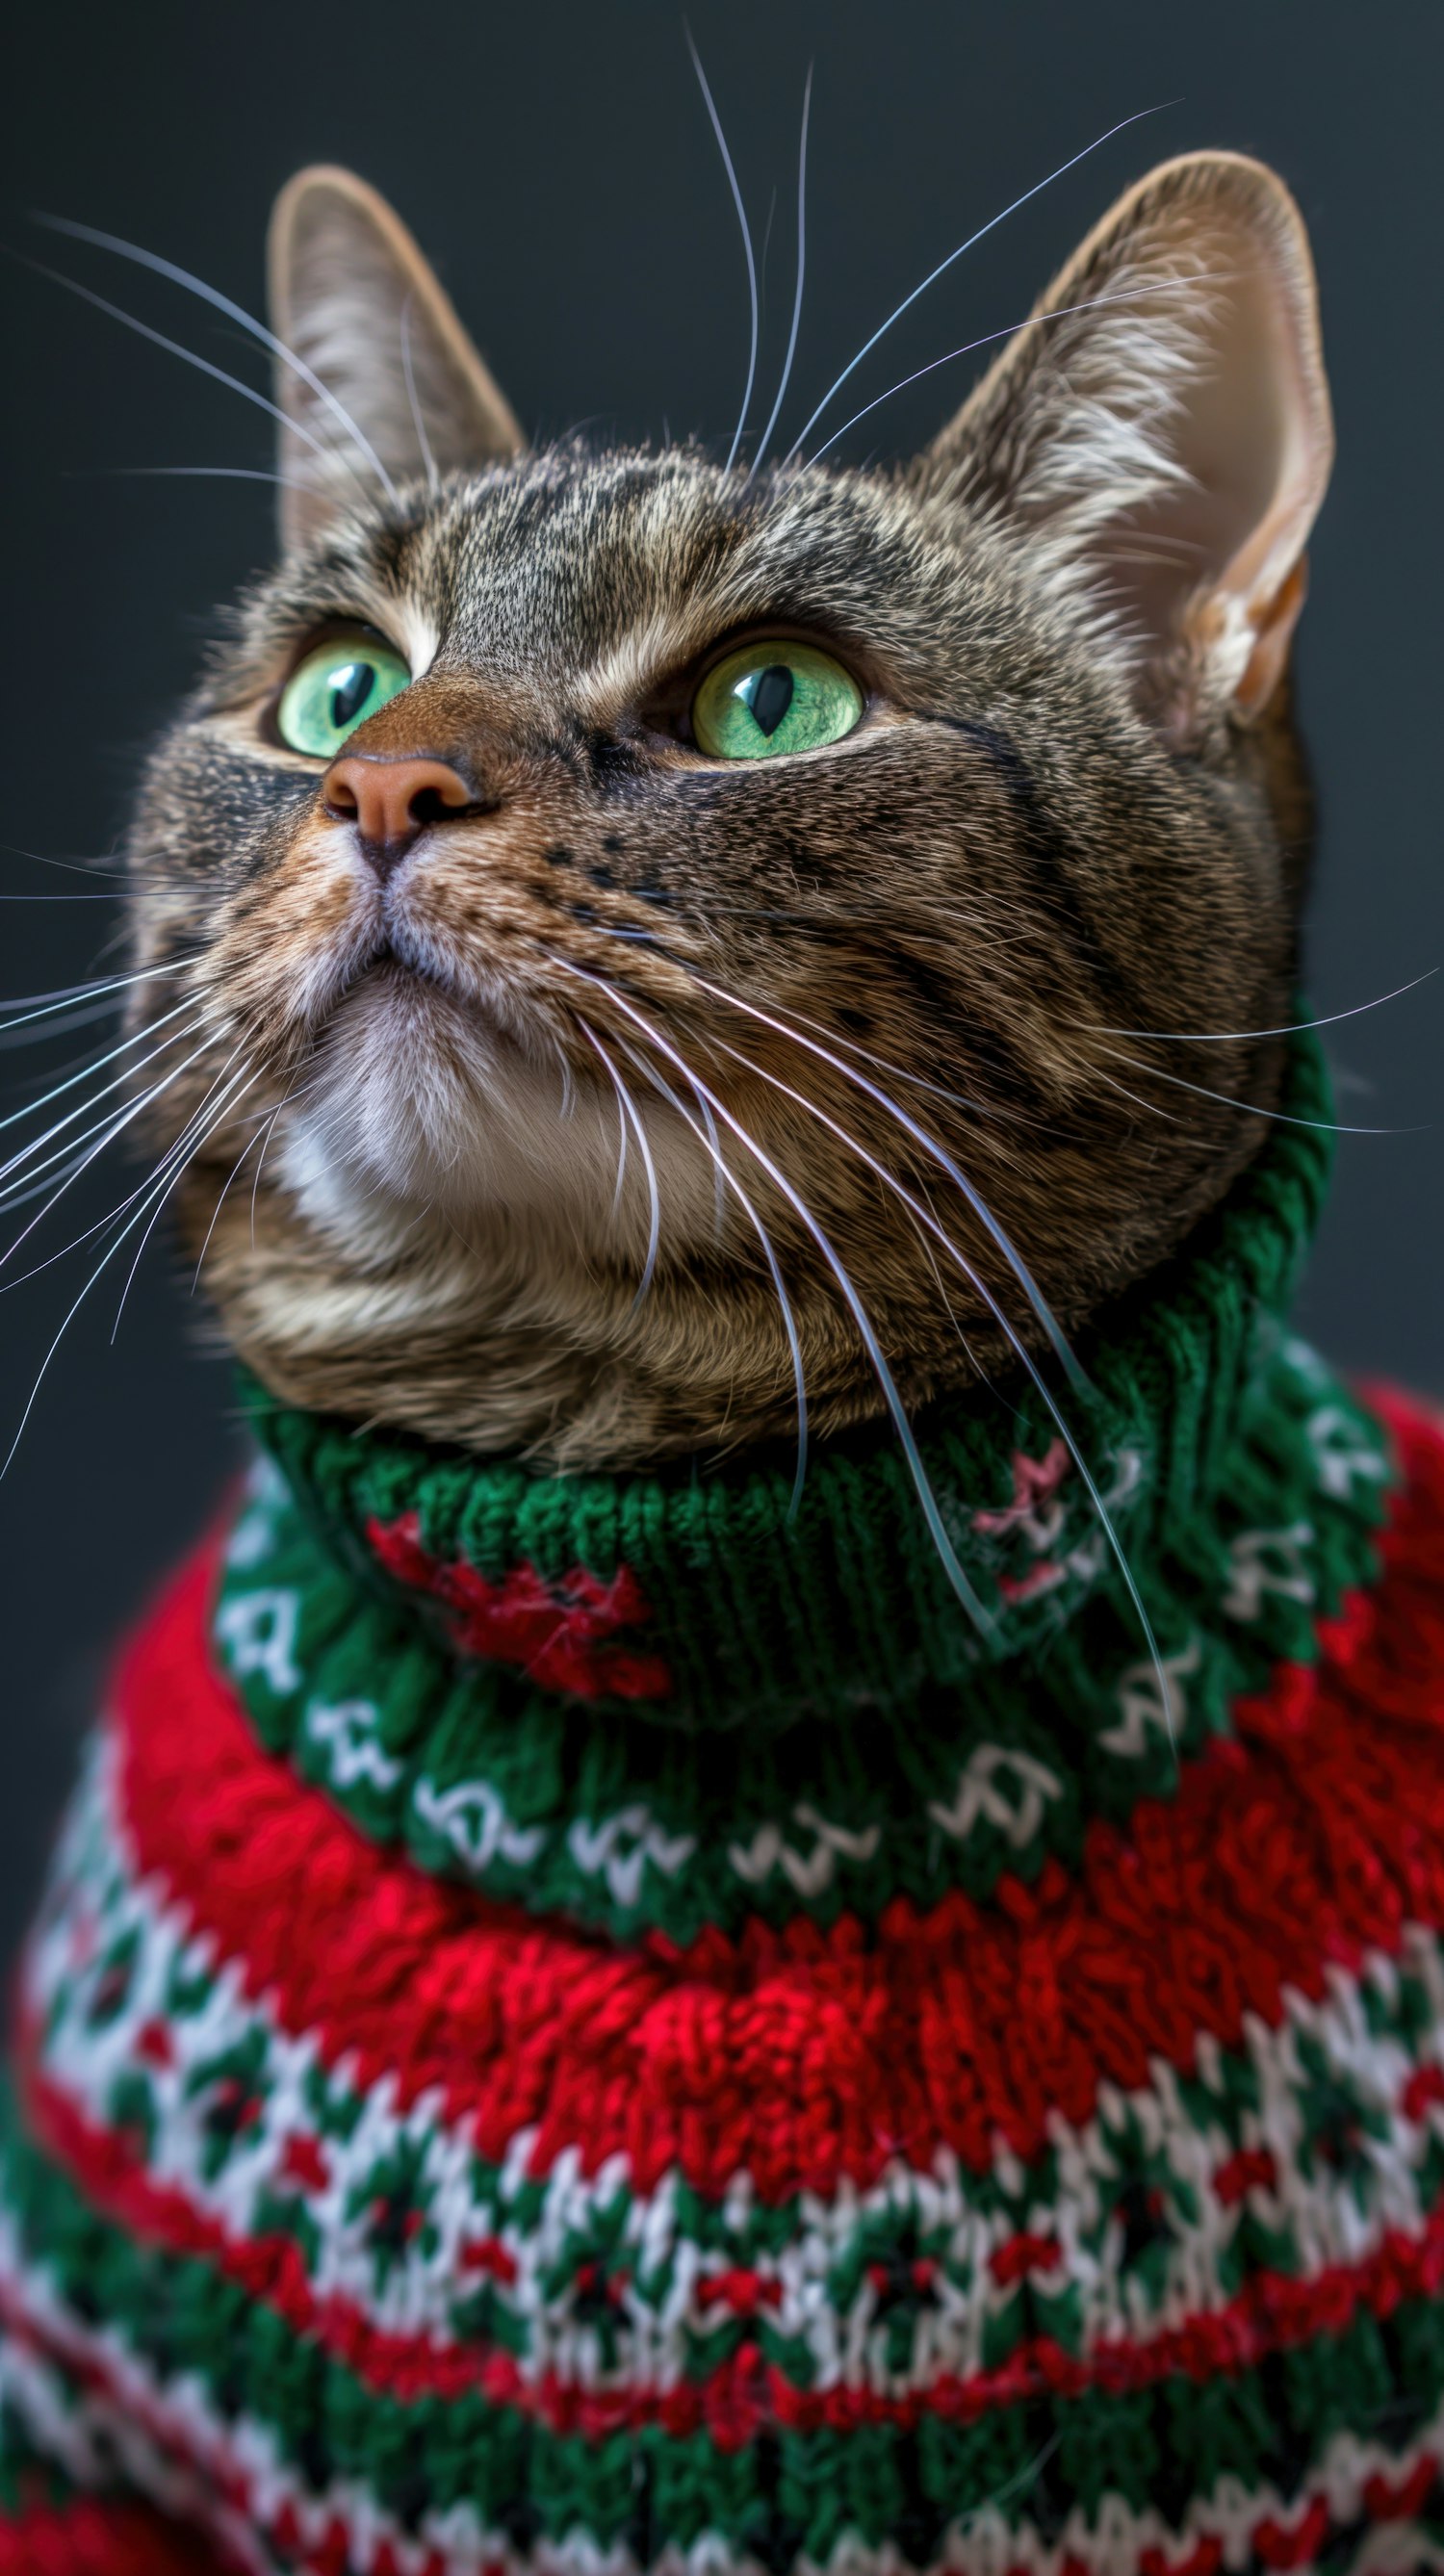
{"left": 4, "top": 1030, "right": 1444, "bottom": 2575}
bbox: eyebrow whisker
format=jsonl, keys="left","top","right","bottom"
{"left": 685, "top": 27, "right": 761, "bottom": 476}
{"left": 783, "top": 98, "right": 1172, "bottom": 462}
{"left": 750, "top": 59, "right": 813, "bottom": 478}
{"left": 36, "top": 212, "right": 400, "bottom": 503}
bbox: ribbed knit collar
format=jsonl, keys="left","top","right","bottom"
{"left": 212, "top": 1031, "right": 1395, "bottom": 1940}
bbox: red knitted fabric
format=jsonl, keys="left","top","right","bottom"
{"left": 0, "top": 2495, "right": 221, "bottom": 2574}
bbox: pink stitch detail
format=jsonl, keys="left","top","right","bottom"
{"left": 997, "top": 1559, "right": 1069, "bottom": 1606}
{"left": 972, "top": 1439, "right": 1071, "bottom": 1544}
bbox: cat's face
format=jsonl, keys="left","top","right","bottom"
{"left": 127, "top": 152, "right": 1331, "bottom": 1463}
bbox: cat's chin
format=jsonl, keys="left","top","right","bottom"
{"left": 271, "top": 960, "right": 714, "bottom": 1269}
{"left": 284, "top": 961, "right": 560, "bottom": 1215}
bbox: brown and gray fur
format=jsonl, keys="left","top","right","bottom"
{"left": 121, "top": 150, "right": 1333, "bottom": 1467}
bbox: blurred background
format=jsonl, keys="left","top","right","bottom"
{"left": 0, "top": 0, "right": 1438, "bottom": 1951}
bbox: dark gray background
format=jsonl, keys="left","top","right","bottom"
{"left": 0, "top": 0, "right": 1438, "bottom": 1950}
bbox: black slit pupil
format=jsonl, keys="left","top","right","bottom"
{"left": 329, "top": 662, "right": 374, "bottom": 732}
{"left": 741, "top": 663, "right": 795, "bottom": 738}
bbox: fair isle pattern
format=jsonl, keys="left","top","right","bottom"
{"left": 3, "top": 2237, "right": 1444, "bottom": 2576}
{"left": 23, "top": 1733, "right": 1444, "bottom": 2411}
{"left": 210, "top": 1336, "right": 1392, "bottom": 1944}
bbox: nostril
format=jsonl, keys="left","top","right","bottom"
{"left": 407, "top": 784, "right": 464, "bottom": 830}
{"left": 322, "top": 754, "right": 478, "bottom": 866}
{"left": 323, "top": 771, "right": 361, "bottom": 821}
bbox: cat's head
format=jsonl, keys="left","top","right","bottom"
{"left": 128, "top": 150, "right": 1332, "bottom": 1464}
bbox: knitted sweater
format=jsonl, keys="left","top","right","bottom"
{"left": 4, "top": 1032, "right": 1444, "bottom": 2576}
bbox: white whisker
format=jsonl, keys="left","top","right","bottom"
{"left": 750, "top": 61, "right": 812, "bottom": 477}
{"left": 17, "top": 253, "right": 378, "bottom": 513}
{"left": 784, "top": 100, "right": 1171, "bottom": 461}
{"left": 577, "top": 1021, "right": 661, "bottom": 1305}
{"left": 562, "top": 962, "right": 993, "bottom": 1631}
{"left": 1090, "top": 1066, "right": 1183, "bottom": 1126}
{"left": 112, "top": 1059, "right": 263, "bottom": 1341}
{"left": 608, "top": 1066, "right": 630, "bottom": 1216}
{"left": 191, "top": 1093, "right": 288, "bottom": 1290}
{"left": 686, "top": 28, "right": 760, "bottom": 475}
{"left": 616, "top": 1031, "right": 810, "bottom": 1516}
{"left": 0, "top": 840, "right": 183, "bottom": 891}
{"left": 74, "top": 463, "right": 311, "bottom": 495}
{"left": 38, "top": 215, "right": 400, "bottom": 502}
{"left": 709, "top": 1024, "right": 1174, "bottom": 1742}
{"left": 400, "top": 294, "right": 440, "bottom": 494}
{"left": 0, "top": 998, "right": 204, "bottom": 1175}
{"left": 1098, "top": 1043, "right": 1408, "bottom": 1135}
{"left": 1080, "top": 968, "right": 1440, "bottom": 1043}
{"left": 1, "top": 1038, "right": 254, "bottom": 1301}
{"left": 808, "top": 272, "right": 1230, "bottom": 465}
{"left": 0, "top": 959, "right": 187, "bottom": 1033}
{"left": 692, "top": 973, "right": 1084, "bottom": 1389}
{"left": 248, "top": 1067, "right": 319, "bottom": 1245}
{"left": 0, "top": 999, "right": 128, "bottom": 1051}
{"left": 0, "top": 1029, "right": 227, "bottom": 1277}
{"left": 0, "top": 1046, "right": 251, "bottom": 1478}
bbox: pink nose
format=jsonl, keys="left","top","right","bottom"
{"left": 322, "top": 754, "right": 475, "bottom": 876}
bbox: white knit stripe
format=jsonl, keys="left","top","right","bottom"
{"left": 20, "top": 1734, "right": 1444, "bottom": 2409}
{"left": 1, "top": 2204, "right": 1442, "bottom": 2576}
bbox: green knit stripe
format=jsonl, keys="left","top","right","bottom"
{"left": 213, "top": 1335, "right": 1391, "bottom": 1940}
{"left": 242, "top": 1032, "right": 1334, "bottom": 1738}
{"left": 3, "top": 2084, "right": 1442, "bottom": 2563}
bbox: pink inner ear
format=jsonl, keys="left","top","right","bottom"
{"left": 1179, "top": 250, "right": 1324, "bottom": 604}
{"left": 1098, "top": 232, "right": 1328, "bottom": 691}
{"left": 1232, "top": 557, "right": 1310, "bottom": 722}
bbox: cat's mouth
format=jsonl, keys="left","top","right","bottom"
{"left": 330, "top": 931, "right": 465, "bottom": 1023}
{"left": 322, "top": 934, "right": 545, "bottom": 1076}
{"left": 358, "top": 942, "right": 448, "bottom": 998}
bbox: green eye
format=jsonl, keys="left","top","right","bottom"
{"left": 691, "top": 640, "right": 864, "bottom": 761}
{"left": 275, "top": 631, "right": 412, "bottom": 758}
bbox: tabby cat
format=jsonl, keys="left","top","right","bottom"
{"left": 4, "top": 145, "right": 1443, "bottom": 2576}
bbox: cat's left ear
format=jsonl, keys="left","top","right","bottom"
{"left": 268, "top": 166, "right": 524, "bottom": 550}
{"left": 916, "top": 152, "right": 1333, "bottom": 734}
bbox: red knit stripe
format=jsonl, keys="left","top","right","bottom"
{"left": 112, "top": 1392, "right": 1444, "bottom": 2202}
{"left": 0, "top": 2496, "right": 219, "bottom": 2575}
{"left": 18, "top": 2035, "right": 1444, "bottom": 2434}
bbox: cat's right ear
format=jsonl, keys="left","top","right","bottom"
{"left": 914, "top": 153, "right": 1332, "bottom": 741}
{"left": 268, "top": 166, "right": 524, "bottom": 551}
